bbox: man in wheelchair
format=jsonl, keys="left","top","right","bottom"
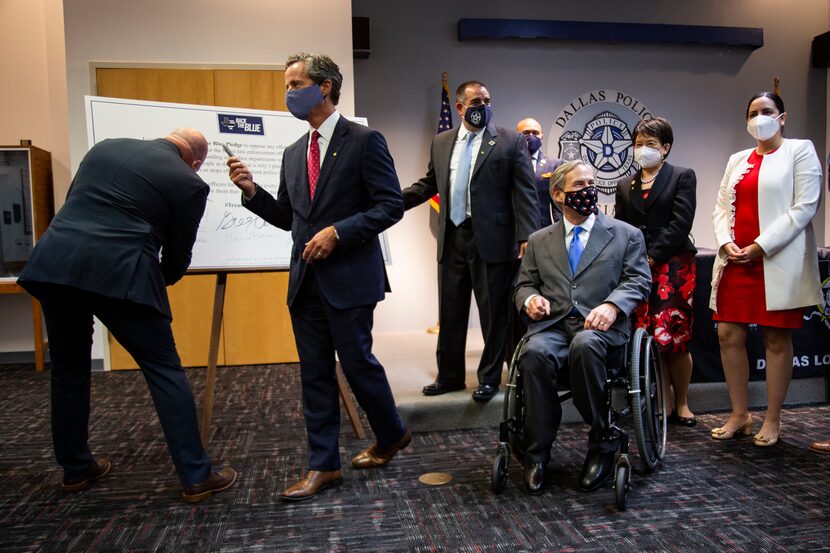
{"left": 513, "top": 160, "right": 651, "bottom": 495}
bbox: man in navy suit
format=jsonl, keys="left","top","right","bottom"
{"left": 402, "top": 81, "right": 538, "bottom": 402}
{"left": 516, "top": 117, "right": 562, "bottom": 227}
{"left": 18, "top": 129, "right": 236, "bottom": 503}
{"left": 228, "top": 53, "right": 409, "bottom": 501}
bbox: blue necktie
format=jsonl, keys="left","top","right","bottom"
{"left": 451, "top": 133, "right": 475, "bottom": 226}
{"left": 569, "top": 226, "right": 584, "bottom": 274}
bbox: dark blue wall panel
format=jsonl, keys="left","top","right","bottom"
{"left": 457, "top": 18, "right": 763, "bottom": 49}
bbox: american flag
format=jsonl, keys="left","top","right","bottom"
{"left": 430, "top": 73, "right": 452, "bottom": 213}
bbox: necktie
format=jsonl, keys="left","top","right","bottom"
{"left": 308, "top": 130, "right": 321, "bottom": 199}
{"left": 569, "top": 226, "right": 584, "bottom": 274}
{"left": 450, "top": 132, "right": 475, "bottom": 226}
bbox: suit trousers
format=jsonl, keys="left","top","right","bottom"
{"left": 520, "top": 317, "right": 627, "bottom": 463}
{"left": 290, "top": 271, "right": 406, "bottom": 471}
{"left": 35, "top": 284, "right": 211, "bottom": 487}
{"left": 437, "top": 222, "right": 512, "bottom": 386}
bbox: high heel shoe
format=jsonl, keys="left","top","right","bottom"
{"left": 711, "top": 415, "right": 753, "bottom": 440}
{"left": 753, "top": 426, "right": 781, "bottom": 447}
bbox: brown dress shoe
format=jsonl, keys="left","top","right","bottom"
{"left": 182, "top": 467, "right": 238, "bottom": 503}
{"left": 351, "top": 429, "right": 412, "bottom": 469}
{"left": 61, "top": 458, "right": 112, "bottom": 493}
{"left": 809, "top": 439, "right": 830, "bottom": 454}
{"left": 279, "top": 470, "right": 342, "bottom": 502}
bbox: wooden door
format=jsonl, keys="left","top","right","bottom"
{"left": 97, "top": 67, "right": 298, "bottom": 370}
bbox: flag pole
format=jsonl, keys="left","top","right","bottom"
{"left": 427, "top": 72, "right": 451, "bottom": 335}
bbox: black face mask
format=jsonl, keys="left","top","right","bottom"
{"left": 525, "top": 134, "right": 542, "bottom": 155}
{"left": 563, "top": 186, "right": 599, "bottom": 216}
{"left": 464, "top": 103, "right": 492, "bottom": 129}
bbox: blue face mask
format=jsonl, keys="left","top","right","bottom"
{"left": 464, "top": 103, "right": 492, "bottom": 129}
{"left": 286, "top": 84, "right": 324, "bottom": 120}
{"left": 525, "top": 134, "right": 542, "bottom": 155}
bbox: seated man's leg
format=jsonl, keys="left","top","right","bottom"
{"left": 520, "top": 328, "right": 569, "bottom": 464}
{"left": 568, "top": 327, "right": 627, "bottom": 453}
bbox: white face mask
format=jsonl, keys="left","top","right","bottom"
{"left": 746, "top": 113, "right": 783, "bottom": 141}
{"left": 634, "top": 146, "right": 663, "bottom": 169}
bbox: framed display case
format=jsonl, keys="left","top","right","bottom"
{"left": 0, "top": 141, "right": 54, "bottom": 370}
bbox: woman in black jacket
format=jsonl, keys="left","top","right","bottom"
{"left": 615, "top": 117, "right": 698, "bottom": 426}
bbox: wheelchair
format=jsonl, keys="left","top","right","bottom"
{"left": 490, "top": 326, "right": 667, "bottom": 510}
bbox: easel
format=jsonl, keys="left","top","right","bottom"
{"left": 197, "top": 269, "right": 366, "bottom": 445}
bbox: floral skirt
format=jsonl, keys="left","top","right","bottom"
{"left": 632, "top": 251, "right": 696, "bottom": 354}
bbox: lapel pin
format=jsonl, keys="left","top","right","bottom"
{"left": 488, "top": 140, "right": 496, "bottom": 146}
{"left": 332, "top": 152, "right": 337, "bottom": 157}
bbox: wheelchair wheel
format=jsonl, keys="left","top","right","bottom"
{"left": 641, "top": 334, "right": 667, "bottom": 461}
{"left": 491, "top": 444, "right": 509, "bottom": 494}
{"left": 613, "top": 459, "right": 630, "bottom": 511}
{"left": 629, "top": 329, "right": 665, "bottom": 471}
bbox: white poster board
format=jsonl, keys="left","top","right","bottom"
{"left": 85, "top": 96, "right": 387, "bottom": 271}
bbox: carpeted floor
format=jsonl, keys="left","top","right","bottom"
{"left": 0, "top": 363, "right": 828, "bottom": 552}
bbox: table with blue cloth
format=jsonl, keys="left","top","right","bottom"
{"left": 690, "top": 247, "right": 830, "bottom": 382}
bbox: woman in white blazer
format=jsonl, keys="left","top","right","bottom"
{"left": 710, "top": 91, "right": 822, "bottom": 447}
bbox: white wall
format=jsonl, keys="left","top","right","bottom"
{"left": 356, "top": 0, "right": 830, "bottom": 333}
{"left": 0, "top": 0, "right": 69, "bottom": 354}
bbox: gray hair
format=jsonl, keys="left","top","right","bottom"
{"left": 286, "top": 52, "right": 342, "bottom": 105}
{"left": 549, "top": 159, "right": 592, "bottom": 197}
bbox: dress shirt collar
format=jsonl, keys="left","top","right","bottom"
{"left": 562, "top": 212, "right": 596, "bottom": 237}
{"left": 310, "top": 110, "right": 340, "bottom": 142}
{"left": 457, "top": 125, "right": 484, "bottom": 142}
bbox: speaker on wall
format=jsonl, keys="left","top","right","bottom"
{"left": 353, "top": 17, "right": 370, "bottom": 59}
{"left": 812, "top": 31, "right": 830, "bottom": 67}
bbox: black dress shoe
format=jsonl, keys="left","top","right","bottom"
{"left": 524, "top": 462, "right": 546, "bottom": 495}
{"left": 579, "top": 450, "right": 616, "bottom": 491}
{"left": 667, "top": 412, "right": 698, "bottom": 427}
{"left": 422, "top": 381, "right": 465, "bottom": 396}
{"left": 472, "top": 384, "right": 498, "bottom": 402}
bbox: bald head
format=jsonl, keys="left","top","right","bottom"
{"left": 516, "top": 118, "right": 543, "bottom": 139}
{"left": 165, "top": 128, "right": 208, "bottom": 171}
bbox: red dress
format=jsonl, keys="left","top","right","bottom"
{"left": 713, "top": 149, "right": 803, "bottom": 328}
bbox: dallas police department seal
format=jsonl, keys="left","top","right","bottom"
{"left": 548, "top": 90, "right": 652, "bottom": 200}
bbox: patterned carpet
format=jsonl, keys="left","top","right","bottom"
{"left": 0, "top": 363, "right": 828, "bottom": 552}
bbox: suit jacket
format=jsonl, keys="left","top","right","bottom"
{"left": 534, "top": 153, "right": 562, "bottom": 227}
{"left": 710, "top": 138, "right": 822, "bottom": 311}
{"left": 18, "top": 138, "right": 208, "bottom": 319}
{"left": 402, "top": 124, "right": 538, "bottom": 263}
{"left": 614, "top": 162, "right": 696, "bottom": 265}
{"left": 243, "top": 115, "right": 403, "bottom": 310}
{"left": 514, "top": 212, "right": 651, "bottom": 338}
